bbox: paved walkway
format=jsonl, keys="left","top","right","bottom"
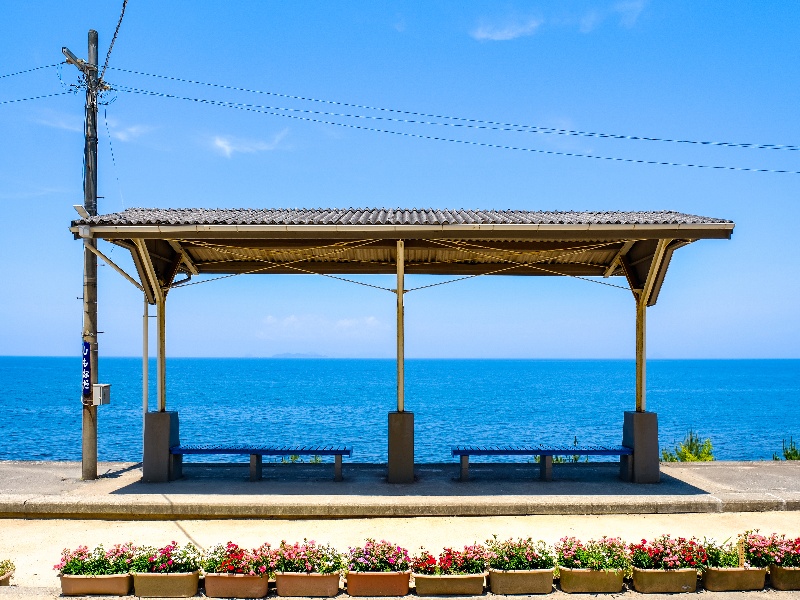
{"left": 1, "top": 460, "right": 799, "bottom": 519}
{"left": 1, "top": 461, "right": 799, "bottom": 596}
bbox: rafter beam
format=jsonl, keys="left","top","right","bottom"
{"left": 603, "top": 240, "right": 635, "bottom": 277}
{"left": 83, "top": 241, "right": 144, "bottom": 291}
{"left": 167, "top": 240, "right": 199, "bottom": 276}
{"left": 134, "top": 239, "right": 164, "bottom": 304}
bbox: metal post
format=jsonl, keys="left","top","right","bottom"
{"left": 81, "top": 29, "right": 99, "bottom": 481}
{"left": 143, "top": 294, "right": 149, "bottom": 427}
{"left": 157, "top": 294, "right": 166, "bottom": 412}
{"left": 396, "top": 240, "right": 405, "bottom": 412}
{"left": 635, "top": 293, "right": 646, "bottom": 412}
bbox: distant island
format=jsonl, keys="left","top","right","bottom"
{"left": 270, "top": 352, "right": 328, "bottom": 359}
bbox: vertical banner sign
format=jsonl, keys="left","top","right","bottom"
{"left": 82, "top": 341, "right": 91, "bottom": 397}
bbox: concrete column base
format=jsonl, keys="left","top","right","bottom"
{"left": 388, "top": 411, "right": 414, "bottom": 483}
{"left": 621, "top": 410, "right": 660, "bottom": 483}
{"left": 143, "top": 411, "right": 181, "bottom": 483}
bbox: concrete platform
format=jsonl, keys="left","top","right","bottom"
{"left": 1, "top": 460, "right": 799, "bottom": 519}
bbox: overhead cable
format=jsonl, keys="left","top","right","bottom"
{"left": 0, "top": 91, "right": 73, "bottom": 105}
{"left": 107, "top": 66, "right": 799, "bottom": 152}
{"left": 100, "top": 0, "right": 128, "bottom": 82}
{"left": 111, "top": 85, "right": 800, "bottom": 175}
{"left": 0, "top": 62, "right": 64, "bottom": 80}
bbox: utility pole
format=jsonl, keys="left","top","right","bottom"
{"left": 64, "top": 30, "right": 100, "bottom": 480}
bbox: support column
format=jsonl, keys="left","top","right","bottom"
{"left": 621, "top": 291, "right": 659, "bottom": 483}
{"left": 388, "top": 240, "right": 414, "bottom": 483}
{"left": 156, "top": 294, "right": 166, "bottom": 412}
{"left": 80, "top": 29, "right": 99, "bottom": 482}
{"left": 142, "top": 295, "right": 149, "bottom": 443}
{"left": 635, "top": 293, "right": 646, "bottom": 412}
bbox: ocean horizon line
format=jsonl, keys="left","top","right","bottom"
{"left": 1, "top": 355, "right": 798, "bottom": 361}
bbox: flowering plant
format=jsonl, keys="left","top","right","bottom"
{"left": 272, "top": 540, "right": 343, "bottom": 574}
{"left": 629, "top": 535, "right": 706, "bottom": 570}
{"left": 54, "top": 544, "right": 136, "bottom": 575}
{"left": 773, "top": 535, "right": 800, "bottom": 567}
{"left": 702, "top": 539, "right": 740, "bottom": 569}
{"left": 485, "top": 536, "right": 555, "bottom": 571}
{"left": 129, "top": 542, "right": 202, "bottom": 573}
{"left": 736, "top": 530, "right": 800, "bottom": 569}
{"left": 411, "top": 545, "right": 489, "bottom": 575}
{"left": 0, "top": 559, "right": 15, "bottom": 577}
{"left": 346, "top": 539, "right": 410, "bottom": 573}
{"left": 203, "top": 542, "right": 272, "bottom": 577}
{"left": 555, "top": 537, "right": 631, "bottom": 572}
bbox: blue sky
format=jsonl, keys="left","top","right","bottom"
{"left": 1, "top": 1, "right": 798, "bottom": 359}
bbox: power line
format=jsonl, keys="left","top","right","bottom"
{"left": 0, "top": 91, "right": 73, "bottom": 105}
{"left": 100, "top": 0, "right": 128, "bottom": 82}
{"left": 107, "top": 66, "right": 800, "bottom": 152}
{"left": 0, "top": 62, "right": 64, "bottom": 80}
{"left": 111, "top": 84, "right": 800, "bottom": 175}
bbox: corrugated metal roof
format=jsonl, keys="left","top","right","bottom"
{"left": 77, "top": 208, "right": 733, "bottom": 227}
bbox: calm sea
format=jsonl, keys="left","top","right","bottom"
{"left": 0, "top": 357, "right": 797, "bottom": 463}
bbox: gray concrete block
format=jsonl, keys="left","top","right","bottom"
{"left": 142, "top": 411, "right": 180, "bottom": 483}
{"left": 622, "top": 410, "right": 660, "bottom": 484}
{"left": 388, "top": 411, "right": 414, "bottom": 483}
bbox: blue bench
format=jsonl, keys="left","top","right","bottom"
{"left": 452, "top": 445, "right": 632, "bottom": 481}
{"left": 170, "top": 444, "right": 352, "bottom": 482}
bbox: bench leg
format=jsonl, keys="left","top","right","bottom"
{"left": 250, "top": 454, "right": 262, "bottom": 482}
{"left": 460, "top": 455, "right": 469, "bottom": 482}
{"left": 540, "top": 455, "right": 553, "bottom": 481}
{"left": 334, "top": 455, "right": 343, "bottom": 482}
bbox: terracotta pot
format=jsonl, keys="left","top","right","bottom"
{"left": 60, "top": 574, "right": 132, "bottom": 596}
{"left": 558, "top": 567, "right": 624, "bottom": 593}
{"left": 275, "top": 572, "right": 340, "bottom": 597}
{"left": 204, "top": 573, "right": 269, "bottom": 598}
{"left": 0, "top": 571, "right": 13, "bottom": 587}
{"left": 413, "top": 572, "right": 487, "bottom": 596}
{"left": 489, "top": 568, "right": 554, "bottom": 594}
{"left": 632, "top": 568, "right": 697, "bottom": 593}
{"left": 771, "top": 565, "right": 800, "bottom": 591}
{"left": 132, "top": 571, "right": 200, "bottom": 597}
{"left": 702, "top": 567, "right": 766, "bottom": 591}
{"left": 346, "top": 571, "right": 410, "bottom": 596}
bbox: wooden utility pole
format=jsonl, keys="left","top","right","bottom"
{"left": 64, "top": 30, "right": 100, "bottom": 480}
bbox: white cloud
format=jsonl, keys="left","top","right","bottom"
{"left": 109, "top": 123, "right": 151, "bottom": 142}
{"left": 471, "top": 18, "right": 543, "bottom": 41}
{"left": 579, "top": 10, "right": 605, "bottom": 33}
{"left": 35, "top": 113, "right": 82, "bottom": 133}
{"left": 212, "top": 128, "right": 288, "bottom": 157}
{"left": 614, "top": 0, "right": 646, "bottom": 27}
{"left": 258, "top": 314, "right": 388, "bottom": 341}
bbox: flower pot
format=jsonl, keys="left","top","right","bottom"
{"left": 204, "top": 573, "right": 269, "bottom": 598}
{"left": 413, "top": 572, "right": 487, "bottom": 596}
{"left": 702, "top": 567, "right": 766, "bottom": 591}
{"left": 771, "top": 566, "right": 800, "bottom": 591}
{"left": 346, "top": 571, "right": 410, "bottom": 596}
{"left": 132, "top": 571, "right": 200, "bottom": 597}
{"left": 632, "top": 568, "right": 697, "bottom": 593}
{"left": 275, "top": 572, "right": 340, "bottom": 597}
{"left": 60, "top": 574, "right": 132, "bottom": 596}
{"left": 489, "top": 569, "right": 553, "bottom": 594}
{"left": 558, "top": 567, "right": 624, "bottom": 594}
{"left": 0, "top": 571, "right": 13, "bottom": 587}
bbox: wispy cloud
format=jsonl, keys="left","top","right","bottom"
{"left": 258, "top": 314, "right": 388, "bottom": 341}
{"left": 613, "top": 0, "right": 646, "bottom": 28}
{"left": 35, "top": 113, "right": 82, "bottom": 133}
{"left": 471, "top": 17, "right": 543, "bottom": 41}
{"left": 212, "top": 128, "right": 288, "bottom": 157}
{"left": 106, "top": 118, "right": 152, "bottom": 142}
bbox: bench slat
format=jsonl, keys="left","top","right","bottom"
{"left": 451, "top": 446, "right": 632, "bottom": 457}
{"left": 171, "top": 445, "right": 352, "bottom": 456}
